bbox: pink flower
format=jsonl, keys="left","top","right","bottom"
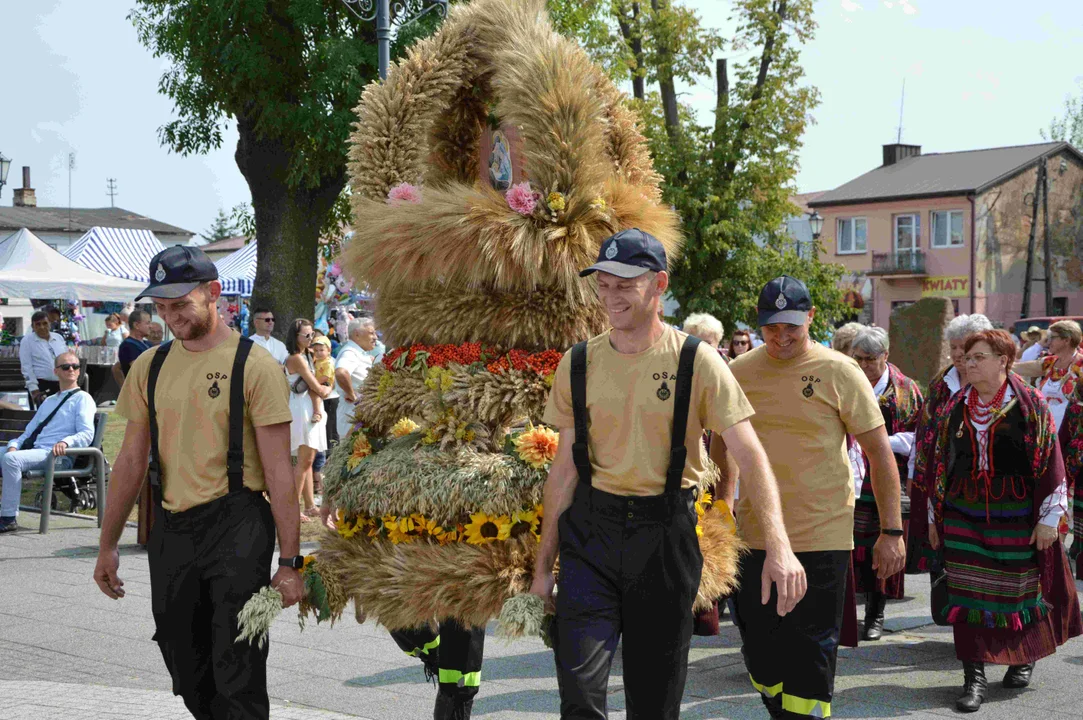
{"left": 387, "top": 182, "right": 422, "bottom": 205}
{"left": 328, "top": 262, "right": 342, "bottom": 278}
{"left": 506, "top": 182, "right": 539, "bottom": 216}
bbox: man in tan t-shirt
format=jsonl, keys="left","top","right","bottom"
{"left": 531, "top": 229, "right": 806, "bottom": 720}
{"left": 728, "top": 275, "right": 904, "bottom": 720}
{"left": 92, "top": 246, "right": 302, "bottom": 719}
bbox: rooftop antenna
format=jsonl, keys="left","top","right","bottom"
{"left": 67, "top": 152, "right": 76, "bottom": 234}
{"left": 896, "top": 79, "right": 906, "bottom": 144}
{"left": 106, "top": 178, "right": 118, "bottom": 207}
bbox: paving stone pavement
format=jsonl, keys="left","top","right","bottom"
{"left": 2, "top": 512, "right": 1082, "bottom": 719}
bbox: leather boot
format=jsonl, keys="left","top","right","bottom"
{"left": 1002, "top": 662, "right": 1035, "bottom": 689}
{"left": 956, "top": 661, "right": 987, "bottom": 712}
{"left": 434, "top": 692, "right": 474, "bottom": 720}
{"left": 862, "top": 591, "right": 887, "bottom": 641}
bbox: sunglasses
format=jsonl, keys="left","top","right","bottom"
{"left": 56, "top": 363, "right": 79, "bottom": 371}
{"left": 299, "top": 333, "right": 313, "bottom": 339}
{"left": 259, "top": 317, "right": 275, "bottom": 322}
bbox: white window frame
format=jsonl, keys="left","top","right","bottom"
{"left": 931, "top": 210, "right": 965, "bottom": 248}
{"left": 894, "top": 213, "right": 919, "bottom": 254}
{"left": 836, "top": 217, "right": 867, "bottom": 255}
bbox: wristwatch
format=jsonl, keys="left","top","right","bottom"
{"left": 880, "top": 528, "right": 904, "bottom": 537}
{"left": 278, "top": 555, "right": 305, "bottom": 569}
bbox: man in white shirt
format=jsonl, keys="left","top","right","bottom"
{"left": 334, "top": 318, "right": 378, "bottom": 438}
{"left": 20, "top": 311, "right": 69, "bottom": 410}
{"left": 1019, "top": 326, "right": 1045, "bottom": 363}
{"left": 248, "top": 308, "right": 289, "bottom": 365}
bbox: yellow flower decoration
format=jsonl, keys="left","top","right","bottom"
{"left": 391, "top": 417, "right": 420, "bottom": 438}
{"left": 514, "top": 425, "right": 559, "bottom": 469}
{"left": 302, "top": 555, "right": 316, "bottom": 570}
{"left": 375, "top": 371, "right": 396, "bottom": 399}
{"left": 546, "top": 191, "right": 566, "bottom": 213}
{"left": 508, "top": 508, "right": 539, "bottom": 539}
{"left": 463, "top": 512, "right": 511, "bottom": 545}
{"left": 591, "top": 196, "right": 607, "bottom": 212}
{"left": 437, "top": 526, "right": 461, "bottom": 545}
{"left": 346, "top": 432, "right": 373, "bottom": 470}
{"left": 335, "top": 511, "right": 360, "bottom": 538}
{"left": 424, "top": 366, "right": 454, "bottom": 392}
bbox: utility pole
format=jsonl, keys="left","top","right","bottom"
{"left": 896, "top": 79, "right": 905, "bottom": 144}
{"left": 1020, "top": 157, "right": 1047, "bottom": 319}
{"left": 106, "top": 178, "right": 118, "bottom": 207}
{"left": 1042, "top": 158, "right": 1054, "bottom": 315}
{"left": 67, "top": 153, "right": 76, "bottom": 235}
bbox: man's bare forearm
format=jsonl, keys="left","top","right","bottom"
{"left": 534, "top": 438, "right": 577, "bottom": 575}
{"left": 858, "top": 427, "right": 902, "bottom": 530}
{"left": 255, "top": 423, "right": 300, "bottom": 557}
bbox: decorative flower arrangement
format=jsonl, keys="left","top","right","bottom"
{"left": 335, "top": 505, "right": 544, "bottom": 546}
{"left": 463, "top": 511, "right": 512, "bottom": 544}
{"left": 390, "top": 417, "right": 420, "bottom": 437}
{"left": 506, "top": 182, "right": 539, "bottom": 216}
{"left": 382, "top": 342, "right": 562, "bottom": 380}
{"left": 590, "top": 196, "right": 608, "bottom": 213}
{"left": 387, "top": 182, "right": 423, "bottom": 205}
{"left": 512, "top": 424, "right": 559, "bottom": 469}
{"left": 546, "top": 191, "right": 565, "bottom": 213}
{"left": 345, "top": 432, "right": 373, "bottom": 471}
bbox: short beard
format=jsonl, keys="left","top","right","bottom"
{"left": 170, "top": 307, "right": 215, "bottom": 341}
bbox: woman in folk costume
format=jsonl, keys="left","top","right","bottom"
{"left": 848, "top": 327, "right": 923, "bottom": 641}
{"left": 927, "top": 329, "right": 1081, "bottom": 713}
{"left": 1013, "top": 320, "right": 1083, "bottom": 432}
{"left": 909, "top": 314, "right": 994, "bottom": 572}
{"left": 1058, "top": 381, "right": 1083, "bottom": 579}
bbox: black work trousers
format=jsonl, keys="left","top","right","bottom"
{"left": 552, "top": 484, "right": 703, "bottom": 720}
{"left": 148, "top": 490, "right": 275, "bottom": 720}
{"left": 731, "top": 549, "right": 849, "bottom": 719}
{"left": 324, "top": 397, "right": 340, "bottom": 447}
{"left": 390, "top": 619, "right": 486, "bottom": 701}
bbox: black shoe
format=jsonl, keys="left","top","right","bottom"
{"left": 862, "top": 592, "right": 887, "bottom": 641}
{"left": 0, "top": 517, "right": 18, "bottom": 534}
{"left": 434, "top": 693, "right": 474, "bottom": 720}
{"left": 956, "top": 661, "right": 987, "bottom": 712}
{"left": 1003, "top": 663, "right": 1034, "bottom": 689}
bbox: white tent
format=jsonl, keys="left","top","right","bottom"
{"left": 0, "top": 228, "right": 144, "bottom": 302}
{"left": 64, "top": 227, "right": 166, "bottom": 283}
{"left": 215, "top": 240, "right": 257, "bottom": 297}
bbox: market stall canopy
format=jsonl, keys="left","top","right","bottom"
{"left": 0, "top": 228, "right": 144, "bottom": 302}
{"left": 214, "top": 239, "right": 256, "bottom": 297}
{"left": 64, "top": 226, "right": 166, "bottom": 283}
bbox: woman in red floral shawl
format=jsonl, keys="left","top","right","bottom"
{"left": 849, "top": 327, "right": 923, "bottom": 641}
{"left": 927, "top": 330, "right": 1081, "bottom": 713}
{"left": 1057, "top": 381, "right": 1083, "bottom": 579}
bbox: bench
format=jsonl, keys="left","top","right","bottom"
{"left": 1, "top": 407, "right": 110, "bottom": 534}
{"left": 0, "top": 358, "right": 28, "bottom": 401}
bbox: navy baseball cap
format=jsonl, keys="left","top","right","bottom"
{"left": 757, "top": 275, "right": 813, "bottom": 326}
{"left": 580, "top": 228, "right": 667, "bottom": 278}
{"left": 136, "top": 245, "right": 219, "bottom": 300}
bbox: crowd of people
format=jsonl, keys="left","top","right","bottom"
{"left": 0, "top": 232, "right": 1075, "bottom": 720}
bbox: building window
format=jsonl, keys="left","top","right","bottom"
{"left": 837, "top": 217, "right": 867, "bottom": 254}
{"left": 894, "top": 214, "right": 920, "bottom": 253}
{"left": 1052, "top": 297, "right": 1067, "bottom": 316}
{"left": 931, "top": 210, "right": 964, "bottom": 248}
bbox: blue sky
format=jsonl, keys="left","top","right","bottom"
{"left": 2, "top": 0, "right": 1081, "bottom": 237}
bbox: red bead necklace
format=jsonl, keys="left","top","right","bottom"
{"left": 966, "top": 380, "right": 1008, "bottom": 425}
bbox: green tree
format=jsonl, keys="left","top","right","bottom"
{"left": 552, "top": 0, "right": 848, "bottom": 339}
{"left": 131, "top": 1, "right": 435, "bottom": 333}
{"left": 200, "top": 207, "right": 237, "bottom": 244}
{"left": 1041, "top": 81, "right": 1083, "bottom": 147}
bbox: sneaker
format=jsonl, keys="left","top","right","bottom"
{"left": 0, "top": 516, "right": 18, "bottom": 533}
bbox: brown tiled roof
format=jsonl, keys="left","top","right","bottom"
{"left": 0, "top": 206, "right": 194, "bottom": 236}
{"left": 809, "top": 141, "right": 1083, "bottom": 207}
{"left": 199, "top": 235, "right": 250, "bottom": 252}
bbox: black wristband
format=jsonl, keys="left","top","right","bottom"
{"left": 278, "top": 555, "right": 305, "bottom": 569}
{"left": 880, "top": 528, "right": 904, "bottom": 537}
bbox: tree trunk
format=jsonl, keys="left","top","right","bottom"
{"left": 615, "top": 3, "right": 645, "bottom": 101}
{"left": 650, "top": 0, "right": 679, "bottom": 139}
{"left": 235, "top": 114, "right": 345, "bottom": 339}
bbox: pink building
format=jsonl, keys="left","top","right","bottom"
{"left": 807, "top": 141, "right": 1083, "bottom": 331}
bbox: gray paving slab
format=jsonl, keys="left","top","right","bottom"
{"left": 2, "top": 512, "right": 1082, "bottom": 719}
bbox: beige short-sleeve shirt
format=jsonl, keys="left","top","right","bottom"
{"left": 117, "top": 332, "right": 293, "bottom": 512}
{"left": 543, "top": 326, "right": 755, "bottom": 496}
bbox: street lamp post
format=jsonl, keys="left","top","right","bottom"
{"left": 805, "top": 210, "right": 824, "bottom": 260}
{"left": 0, "top": 153, "right": 11, "bottom": 200}
{"left": 340, "top": 0, "right": 449, "bottom": 80}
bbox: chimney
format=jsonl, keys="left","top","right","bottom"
{"left": 882, "top": 143, "right": 921, "bottom": 167}
{"left": 13, "top": 167, "right": 36, "bottom": 208}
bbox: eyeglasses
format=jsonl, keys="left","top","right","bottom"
{"left": 851, "top": 354, "right": 883, "bottom": 365}
{"left": 733, "top": 340, "right": 750, "bottom": 346}
{"left": 56, "top": 363, "right": 79, "bottom": 371}
{"left": 299, "top": 333, "right": 313, "bottom": 340}
{"left": 963, "top": 352, "right": 1002, "bottom": 365}
{"left": 258, "top": 317, "right": 275, "bottom": 322}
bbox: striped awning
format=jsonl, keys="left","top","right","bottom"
{"left": 215, "top": 240, "right": 257, "bottom": 296}
{"left": 64, "top": 227, "right": 166, "bottom": 283}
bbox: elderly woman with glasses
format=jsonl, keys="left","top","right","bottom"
{"left": 926, "top": 329, "right": 1081, "bottom": 712}
{"left": 910, "top": 314, "right": 994, "bottom": 574}
{"left": 1012, "top": 320, "right": 1083, "bottom": 432}
{"left": 848, "top": 327, "right": 923, "bottom": 641}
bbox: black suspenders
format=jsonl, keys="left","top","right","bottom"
{"left": 569, "top": 335, "right": 702, "bottom": 495}
{"left": 146, "top": 337, "right": 254, "bottom": 509}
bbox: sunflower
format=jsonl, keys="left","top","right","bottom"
{"left": 416, "top": 515, "right": 444, "bottom": 540}
{"left": 346, "top": 432, "right": 373, "bottom": 470}
{"left": 463, "top": 512, "right": 511, "bottom": 545}
{"left": 436, "top": 525, "right": 461, "bottom": 545}
{"left": 302, "top": 555, "right": 317, "bottom": 571}
{"left": 385, "top": 515, "right": 418, "bottom": 544}
{"left": 335, "top": 511, "right": 360, "bottom": 539}
{"left": 513, "top": 425, "right": 559, "bottom": 469}
{"left": 390, "top": 417, "right": 420, "bottom": 438}
{"left": 508, "top": 508, "right": 540, "bottom": 539}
